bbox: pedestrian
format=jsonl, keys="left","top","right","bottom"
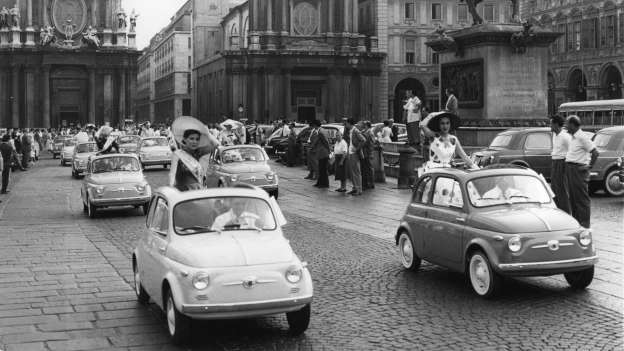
{"left": 403, "top": 91, "right": 422, "bottom": 147}
{"left": 1, "top": 134, "right": 19, "bottom": 194}
{"left": 389, "top": 119, "right": 399, "bottom": 142}
{"left": 565, "top": 115, "right": 599, "bottom": 228}
{"left": 378, "top": 120, "right": 393, "bottom": 143}
{"left": 286, "top": 123, "right": 298, "bottom": 167}
{"left": 305, "top": 125, "right": 319, "bottom": 180}
{"left": 550, "top": 115, "right": 571, "bottom": 214}
{"left": 361, "top": 121, "right": 376, "bottom": 190}
{"left": 345, "top": 118, "right": 365, "bottom": 196}
{"left": 444, "top": 88, "right": 458, "bottom": 115}
{"left": 311, "top": 120, "right": 330, "bottom": 188}
{"left": 21, "top": 130, "right": 32, "bottom": 169}
{"left": 333, "top": 132, "right": 348, "bottom": 192}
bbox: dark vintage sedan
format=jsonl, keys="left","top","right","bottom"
{"left": 589, "top": 126, "right": 624, "bottom": 196}
{"left": 396, "top": 167, "right": 597, "bottom": 298}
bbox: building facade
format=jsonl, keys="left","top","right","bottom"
{"left": 193, "top": 0, "right": 387, "bottom": 124}
{"left": 523, "top": 0, "right": 624, "bottom": 115}
{"left": 387, "top": 0, "right": 515, "bottom": 122}
{"left": 135, "top": 0, "right": 192, "bottom": 124}
{"left": 0, "top": 0, "right": 140, "bottom": 129}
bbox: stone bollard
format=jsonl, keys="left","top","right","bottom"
{"left": 397, "top": 144, "right": 423, "bottom": 189}
{"left": 372, "top": 145, "right": 386, "bottom": 183}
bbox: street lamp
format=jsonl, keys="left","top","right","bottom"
{"left": 238, "top": 104, "right": 245, "bottom": 121}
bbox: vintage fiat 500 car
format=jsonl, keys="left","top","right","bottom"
{"left": 132, "top": 186, "right": 312, "bottom": 344}
{"left": 60, "top": 138, "right": 77, "bottom": 166}
{"left": 138, "top": 137, "right": 172, "bottom": 169}
{"left": 71, "top": 142, "right": 99, "bottom": 178}
{"left": 200, "top": 145, "right": 279, "bottom": 198}
{"left": 80, "top": 154, "right": 152, "bottom": 218}
{"left": 117, "top": 135, "right": 141, "bottom": 154}
{"left": 396, "top": 167, "right": 598, "bottom": 298}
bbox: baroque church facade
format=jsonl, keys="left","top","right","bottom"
{"left": 0, "top": 0, "right": 140, "bottom": 129}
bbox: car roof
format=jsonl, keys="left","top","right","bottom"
{"left": 219, "top": 144, "right": 262, "bottom": 151}
{"left": 422, "top": 166, "right": 541, "bottom": 181}
{"left": 155, "top": 186, "right": 270, "bottom": 207}
{"left": 596, "top": 126, "right": 624, "bottom": 135}
{"left": 141, "top": 136, "right": 166, "bottom": 139}
{"left": 498, "top": 127, "right": 550, "bottom": 134}
{"left": 91, "top": 153, "right": 140, "bottom": 161}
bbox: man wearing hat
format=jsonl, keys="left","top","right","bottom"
{"left": 1, "top": 134, "right": 19, "bottom": 194}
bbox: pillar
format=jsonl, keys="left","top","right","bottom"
{"left": 42, "top": 66, "right": 50, "bottom": 129}
{"left": 42, "top": 0, "right": 49, "bottom": 26}
{"left": 24, "top": 68, "right": 35, "bottom": 127}
{"left": 267, "top": 0, "right": 273, "bottom": 32}
{"left": 103, "top": 73, "right": 112, "bottom": 124}
{"left": 25, "top": 0, "right": 35, "bottom": 46}
{"left": 251, "top": 0, "right": 258, "bottom": 31}
{"left": 88, "top": 69, "right": 96, "bottom": 124}
{"left": 119, "top": 69, "right": 126, "bottom": 125}
{"left": 328, "top": 0, "right": 334, "bottom": 33}
{"left": 352, "top": 0, "right": 358, "bottom": 33}
{"left": 0, "top": 69, "right": 7, "bottom": 127}
{"left": 281, "top": 0, "right": 289, "bottom": 35}
{"left": 343, "top": 0, "right": 350, "bottom": 33}
{"left": 11, "top": 66, "right": 19, "bottom": 128}
{"left": 92, "top": 0, "right": 97, "bottom": 26}
{"left": 283, "top": 70, "right": 291, "bottom": 119}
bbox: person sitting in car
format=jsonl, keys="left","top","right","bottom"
{"left": 211, "top": 198, "right": 262, "bottom": 231}
{"left": 482, "top": 177, "right": 522, "bottom": 200}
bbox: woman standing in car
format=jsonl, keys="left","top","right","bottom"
{"left": 420, "top": 112, "right": 477, "bottom": 174}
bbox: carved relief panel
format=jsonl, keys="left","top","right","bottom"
{"left": 51, "top": 0, "right": 87, "bottom": 39}
{"left": 292, "top": 0, "right": 319, "bottom": 36}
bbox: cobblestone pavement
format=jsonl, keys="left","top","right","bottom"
{"left": 0, "top": 156, "right": 622, "bottom": 351}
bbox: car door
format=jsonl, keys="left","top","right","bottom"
{"left": 143, "top": 197, "right": 170, "bottom": 300}
{"left": 422, "top": 176, "right": 467, "bottom": 270}
{"left": 523, "top": 132, "right": 553, "bottom": 177}
{"left": 404, "top": 176, "right": 433, "bottom": 255}
{"left": 204, "top": 151, "right": 220, "bottom": 187}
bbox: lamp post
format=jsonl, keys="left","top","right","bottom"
{"left": 238, "top": 104, "right": 245, "bottom": 121}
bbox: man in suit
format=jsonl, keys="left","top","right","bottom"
{"left": 361, "top": 121, "right": 376, "bottom": 190}
{"left": 345, "top": 118, "right": 365, "bottom": 196}
{"left": 310, "top": 120, "right": 330, "bottom": 188}
{"left": 21, "top": 129, "right": 32, "bottom": 169}
{"left": 305, "top": 123, "right": 319, "bottom": 180}
{"left": 1, "top": 134, "right": 19, "bottom": 195}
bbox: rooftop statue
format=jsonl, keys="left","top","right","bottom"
{"left": 9, "top": 3, "right": 19, "bottom": 28}
{"left": 129, "top": 9, "right": 139, "bottom": 33}
{"left": 63, "top": 18, "right": 76, "bottom": 41}
{"left": 40, "top": 25, "right": 56, "bottom": 47}
{"left": 117, "top": 8, "right": 127, "bottom": 30}
{"left": 0, "top": 7, "right": 8, "bottom": 29}
{"left": 82, "top": 25, "right": 100, "bottom": 48}
{"left": 459, "top": 0, "right": 520, "bottom": 25}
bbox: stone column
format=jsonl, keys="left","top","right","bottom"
{"left": 281, "top": 0, "right": 289, "bottom": 35}
{"left": 0, "top": 69, "right": 6, "bottom": 127}
{"left": 283, "top": 69, "right": 291, "bottom": 120}
{"left": 352, "top": 0, "right": 358, "bottom": 33}
{"left": 266, "top": 0, "right": 276, "bottom": 49}
{"left": 11, "top": 66, "right": 20, "bottom": 128}
{"left": 88, "top": 68, "right": 96, "bottom": 124}
{"left": 343, "top": 0, "right": 350, "bottom": 32}
{"left": 24, "top": 68, "right": 35, "bottom": 127}
{"left": 103, "top": 72, "right": 113, "bottom": 123}
{"left": 103, "top": 0, "right": 113, "bottom": 47}
{"left": 92, "top": 0, "right": 97, "bottom": 26}
{"left": 42, "top": 66, "right": 51, "bottom": 129}
{"left": 24, "top": 0, "right": 35, "bottom": 46}
{"left": 328, "top": 0, "right": 334, "bottom": 33}
{"left": 119, "top": 69, "right": 126, "bottom": 125}
{"left": 43, "top": 0, "right": 49, "bottom": 26}
{"left": 251, "top": 0, "right": 258, "bottom": 30}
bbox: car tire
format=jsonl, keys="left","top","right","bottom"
{"left": 133, "top": 260, "right": 150, "bottom": 304}
{"left": 604, "top": 169, "right": 624, "bottom": 197}
{"left": 286, "top": 303, "right": 310, "bottom": 335}
{"left": 61, "top": 159, "right": 65, "bottom": 167}
{"left": 398, "top": 232, "right": 421, "bottom": 271}
{"left": 82, "top": 201, "right": 88, "bottom": 213}
{"left": 468, "top": 251, "right": 501, "bottom": 298}
{"left": 564, "top": 266, "right": 594, "bottom": 290}
{"left": 87, "top": 199, "right": 97, "bottom": 219}
{"left": 165, "top": 288, "right": 192, "bottom": 345}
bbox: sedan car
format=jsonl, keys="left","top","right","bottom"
{"left": 80, "top": 154, "right": 152, "bottom": 218}
{"left": 589, "top": 126, "right": 624, "bottom": 196}
{"left": 264, "top": 123, "right": 308, "bottom": 156}
{"left": 396, "top": 167, "right": 597, "bottom": 298}
{"left": 132, "top": 186, "right": 313, "bottom": 344}
{"left": 200, "top": 145, "right": 279, "bottom": 198}
{"left": 71, "top": 142, "right": 99, "bottom": 178}
{"left": 60, "top": 138, "right": 77, "bottom": 166}
{"left": 118, "top": 135, "right": 141, "bottom": 154}
{"left": 138, "top": 137, "right": 172, "bottom": 169}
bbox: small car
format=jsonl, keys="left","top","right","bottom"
{"left": 51, "top": 136, "right": 72, "bottom": 159}
{"left": 80, "top": 154, "right": 152, "bottom": 218}
{"left": 396, "top": 167, "right": 597, "bottom": 298}
{"left": 118, "top": 135, "right": 141, "bottom": 154}
{"left": 132, "top": 186, "right": 313, "bottom": 344}
{"left": 138, "top": 137, "right": 172, "bottom": 169}
{"left": 71, "top": 142, "right": 99, "bottom": 178}
{"left": 589, "top": 126, "right": 624, "bottom": 196}
{"left": 60, "top": 138, "right": 77, "bottom": 166}
{"left": 265, "top": 123, "right": 308, "bottom": 156}
{"left": 200, "top": 145, "right": 279, "bottom": 198}
{"left": 372, "top": 122, "right": 408, "bottom": 143}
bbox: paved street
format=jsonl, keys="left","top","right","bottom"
{"left": 0, "top": 155, "right": 622, "bottom": 351}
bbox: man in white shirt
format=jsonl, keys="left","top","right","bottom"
{"left": 550, "top": 115, "right": 571, "bottom": 213}
{"left": 211, "top": 198, "right": 261, "bottom": 231}
{"left": 565, "top": 115, "right": 599, "bottom": 228}
{"left": 403, "top": 91, "right": 422, "bottom": 147}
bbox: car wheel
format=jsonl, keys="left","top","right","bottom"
{"left": 87, "top": 199, "right": 97, "bottom": 219}
{"left": 61, "top": 159, "right": 65, "bottom": 167}
{"left": 286, "top": 303, "right": 310, "bottom": 335}
{"left": 165, "top": 288, "right": 192, "bottom": 345}
{"left": 564, "top": 266, "right": 594, "bottom": 290}
{"left": 82, "top": 201, "right": 88, "bottom": 213}
{"left": 468, "top": 251, "right": 500, "bottom": 298}
{"left": 133, "top": 260, "right": 150, "bottom": 304}
{"left": 398, "top": 232, "right": 421, "bottom": 271}
{"left": 604, "top": 169, "right": 624, "bottom": 197}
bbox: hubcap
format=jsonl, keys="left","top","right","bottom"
{"left": 606, "top": 172, "right": 624, "bottom": 195}
{"left": 470, "top": 255, "right": 490, "bottom": 295}
{"left": 399, "top": 235, "right": 413, "bottom": 268}
{"left": 167, "top": 295, "right": 176, "bottom": 335}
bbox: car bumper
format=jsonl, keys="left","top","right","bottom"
{"left": 91, "top": 195, "right": 151, "bottom": 207}
{"left": 181, "top": 295, "right": 312, "bottom": 320}
{"left": 497, "top": 255, "right": 598, "bottom": 275}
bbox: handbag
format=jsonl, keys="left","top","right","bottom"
{"left": 328, "top": 152, "right": 335, "bottom": 166}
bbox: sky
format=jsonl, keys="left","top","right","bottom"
{"left": 123, "top": 0, "right": 188, "bottom": 49}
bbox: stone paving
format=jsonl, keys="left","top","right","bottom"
{"left": 0, "top": 156, "right": 622, "bottom": 350}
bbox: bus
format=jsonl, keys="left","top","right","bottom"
{"left": 558, "top": 99, "right": 624, "bottom": 127}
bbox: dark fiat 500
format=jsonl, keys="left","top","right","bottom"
{"left": 396, "top": 167, "right": 597, "bottom": 298}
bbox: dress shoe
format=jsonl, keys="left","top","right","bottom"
{"left": 313, "top": 183, "right": 320, "bottom": 187}
{"left": 1, "top": 190, "right": 8, "bottom": 194}
{"left": 350, "top": 191, "right": 362, "bottom": 196}
{"left": 317, "top": 185, "right": 329, "bottom": 189}
{"left": 347, "top": 190, "right": 357, "bottom": 195}
{"left": 304, "top": 175, "right": 313, "bottom": 180}
{"left": 335, "top": 188, "right": 347, "bottom": 193}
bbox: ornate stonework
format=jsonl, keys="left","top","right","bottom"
{"left": 51, "top": 0, "right": 87, "bottom": 39}
{"left": 292, "top": 2, "right": 318, "bottom": 36}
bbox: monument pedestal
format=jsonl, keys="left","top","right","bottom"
{"left": 340, "top": 33, "right": 350, "bottom": 52}
{"left": 265, "top": 31, "right": 277, "bottom": 50}
{"left": 24, "top": 26, "right": 35, "bottom": 46}
{"left": 102, "top": 29, "right": 113, "bottom": 47}
{"left": 426, "top": 24, "right": 561, "bottom": 122}
{"left": 0, "top": 28, "right": 9, "bottom": 48}
{"left": 10, "top": 27, "right": 21, "bottom": 48}
{"left": 356, "top": 34, "right": 367, "bottom": 52}
{"left": 127, "top": 32, "right": 136, "bottom": 49}
{"left": 115, "top": 32, "right": 127, "bottom": 47}
{"left": 249, "top": 32, "right": 260, "bottom": 51}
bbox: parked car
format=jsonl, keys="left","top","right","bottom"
{"left": 372, "top": 123, "right": 408, "bottom": 143}
{"left": 118, "top": 135, "right": 141, "bottom": 154}
{"left": 396, "top": 167, "right": 597, "bottom": 298}
{"left": 71, "top": 142, "right": 99, "bottom": 178}
{"left": 200, "top": 145, "right": 279, "bottom": 198}
{"left": 265, "top": 123, "right": 308, "bottom": 156}
{"left": 80, "top": 154, "right": 152, "bottom": 218}
{"left": 138, "top": 137, "right": 172, "bottom": 169}
{"left": 132, "top": 186, "right": 313, "bottom": 344}
{"left": 60, "top": 138, "right": 77, "bottom": 166}
{"left": 589, "top": 126, "right": 624, "bottom": 196}
{"left": 51, "top": 136, "right": 72, "bottom": 159}
{"left": 471, "top": 128, "right": 594, "bottom": 180}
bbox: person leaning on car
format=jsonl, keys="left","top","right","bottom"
{"left": 565, "top": 115, "right": 599, "bottom": 229}
{"left": 550, "top": 115, "right": 571, "bottom": 214}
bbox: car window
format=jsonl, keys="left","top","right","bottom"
{"left": 432, "top": 177, "right": 463, "bottom": 209}
{"left": 593, "top": 133, "right": 614, "bottom": 150}
{"left": 490, "top": 134, "right": 512, "bottom": 148}
{"left": 468, "top": 175, "right": 552, "bottom": 207}
{"left": 92, "top": 157, "right": 141, "bottom": 173}
{"left": 221, "top": 148, "right": 265, "bottom": 163}
{"left": 524, "top": 133, "right": 552, "bottom": 150}
{"left": 149, "top": 198, "right": 169, "bottom": 234}
{"left": 76, "top": 144, "right": 98, "bottom": 153}
{"left": 413, "top": 177, "right": 433, "bottom": 204}
{"left": 142, "top": 138, "right": 168, "bottom": 147}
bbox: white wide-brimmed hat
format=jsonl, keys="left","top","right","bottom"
{"left": 172, "top": 116, "right": 219, "bottom": 149}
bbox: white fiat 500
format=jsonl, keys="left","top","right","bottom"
{"left": 132, "top": 186, "right": 313, "bottom": 344}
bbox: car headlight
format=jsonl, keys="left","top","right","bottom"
{"left": 95, "top": 186, "right": 105, "bottom": 194}
{"left": 617, "top": 157, "right": 622, "bottom": 168}
{"left": 579, "top": 229, "right": 592, "bottom": 246}
{"left": 192, "top": 272, "right": 210, "bottom": 290}
{"left": 119, "top": 148, "right": 126, "bottom": 153}
{"left": 508, "top": 236, "right": 522, "bottom": 252}
{"left": 231, "top": 175, "right": 238, "bottom": 182}
{"left": 285, "top": 266, "right": 302, "bottom": 283}
{"left": 135, "top": 183, "right": 148, "bottom": 192}
{"left": 266, "top": 172, "right": 276, "bottom": 182}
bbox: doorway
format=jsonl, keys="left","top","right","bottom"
{"left": 59, "top": 112, "right": 80, "bottom": 128}
{"left": 297, "top": 106, "right": 316, "bottom": 123}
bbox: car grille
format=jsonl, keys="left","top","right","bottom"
{"left": 239, "top": 176, "right": 270, "bottom": 186}
{"left": 103, "top": 186, "right": 141, "bottom": 198}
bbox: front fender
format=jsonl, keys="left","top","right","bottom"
{"left": 395, "top": 222, "right": 412, "bottom": 245}
{"left": 463, "top": 237, "right": 501, "bottom": 274}
{"left": 162, "top": 271, "right": 186, "bottom": 312}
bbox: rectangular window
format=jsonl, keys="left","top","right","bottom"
{"left": 188, "top": 56, "right": 191, "bottom": 70}
{"left": 620, "top": 13, "right": 624, "bottom": 43}
{"left": 458, "top": 4, "right": 468, "bottom": 22}
{"left": 405, "top": 39, "right": 415, "bottom": 64}
{"left": 405, "top": 1, "right": 414, "bottom": 20}
{"left": 581, "top": 18, "right": 597, "bottom": 49}
{"left": 567, "top": 22, "right": 575, "bottom": 51}
{"left": 601, "top": 15, "right": 616, "bottom": 48}
{"left": 431, "top": 3, "right": 442, "bottom": 21}
{"left": 432, "top": 52, "right": 439, "bottom": 64}
{"left": 188, "top": 37, "right": 191, "bottom": 49}
{"left": 573, "top": 20, "right": 581, "bottom": 50}
{"left": 557, "top": 24, "right": 566, "bottom": 53}
{"left": 483, "top": 4, "right": 495, "bottom": 22}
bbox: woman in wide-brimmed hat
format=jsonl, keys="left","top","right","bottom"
{"left": 419, "top": 111, "right": 477, "bottom": 173}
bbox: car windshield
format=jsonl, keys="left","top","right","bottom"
{"left": 221, "top": 148, "right": 265, "bottom": 163}
{"left": 490, "top": 134, "right": 513, "bottom": 148}
{"left": 92, "top": 157, "right": 141, "bottom": 173}
{"left": 75, "top": 143, "right": 98, "bottom": 153}
{"left": 593, "top": 133, "right": 615, "bottom": 150}
{"left": 63, "top": 139, "right": 76, "bottom": 147}
{"left": 141, "top": 138, "right": 168, "bottom": 147}
{"left": 119, "top": 136, "right": 140, "bottom": 144}
{"left": 468, "top": 175, "right": 552, "bottom": 207}
{"left": 174, "top": 197, "right": 277, "bottom": 235}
